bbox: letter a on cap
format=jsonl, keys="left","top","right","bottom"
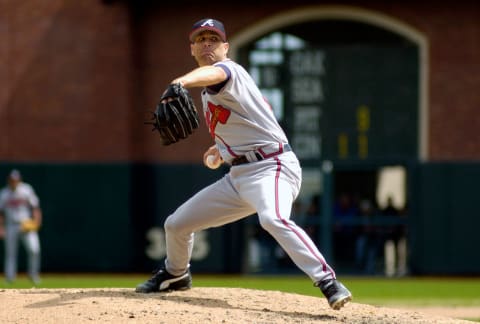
{"left": 201, "top": 19, "right": 215, "bottom": 27}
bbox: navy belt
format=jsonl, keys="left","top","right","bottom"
{"left": 231, "top": 144, "right": 292, "bottom": 166}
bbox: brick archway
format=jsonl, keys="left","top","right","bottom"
{"left": 229, "top": 5, "right": 429, "bottom": 161}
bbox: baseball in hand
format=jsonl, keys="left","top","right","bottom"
{"left": 206, "top": 154, "right": 222, "bottom": 169}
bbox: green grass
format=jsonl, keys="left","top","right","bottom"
{"left": 2, "top": 274, "right": 480, "bottom": 308}
{"left": 344, "top": 277, "right": 480, "bottom": 307}
{"left": 194, "top": 275, "right": 480, "bottom": 307}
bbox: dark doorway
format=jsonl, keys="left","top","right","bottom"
{"left": 239, "top": 19, "right": 417, "bottom": 276}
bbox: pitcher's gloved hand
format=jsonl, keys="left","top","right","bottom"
{"left": 145, "top": 83, "right": 200, "bottom": 145}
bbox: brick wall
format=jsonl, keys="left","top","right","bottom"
{"left": 1, "top": 1, "right": 479, "bottom": 162}
{"left": 0, "top": 1, "right": 133, "bottom": 161}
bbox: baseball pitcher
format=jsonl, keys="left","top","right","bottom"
{"left": 138, "top": 18, "right": 352, "bottom": 310}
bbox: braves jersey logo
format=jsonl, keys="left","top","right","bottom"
{"left": 5, "top": 197, "right": 28, "bottom": 208}
{"left": 206, "top": 102, "right": 230, "bottom": 137}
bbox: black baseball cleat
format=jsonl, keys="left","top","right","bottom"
{"left": 135, "top": 268, "right": 192, "bottom": 293}
{"left": 316, "top": 279, "right": 352, "bottom": 310}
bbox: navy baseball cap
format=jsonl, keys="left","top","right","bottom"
{"left": 189, "top": 18, "right": 227, "bottom": 43}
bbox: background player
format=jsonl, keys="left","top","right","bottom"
{"left": 135, "top": 18, "right": 352, "bottom": 310}
{"left": 0, "top": 169, "right": 42, "bottom": 284}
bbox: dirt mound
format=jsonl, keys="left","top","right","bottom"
{"left": 0, "top": 287, "right": 474, "bottom": 323}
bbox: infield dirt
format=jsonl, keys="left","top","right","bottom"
{"left": 0, "top": 287, "right": 476, "bottom": 323}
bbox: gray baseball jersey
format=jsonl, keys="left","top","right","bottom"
{"left": 164, "top": 59, "right": 336, "bottom": 284}
{"left": 202, "top": 59, "right": 288, "bottom": 163}
{"left": 0, "top": 182, "right": 39, "bottom": 224}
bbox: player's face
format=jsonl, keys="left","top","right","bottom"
{"left": 190, "top": 31, "right": 229, "bottom": 66}
{"left": 8, "top": 178, "right": 20, "bottom": 190}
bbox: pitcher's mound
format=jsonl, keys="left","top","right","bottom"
{"left": 0, "top": 287, "right": 473, "bottom": 323}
